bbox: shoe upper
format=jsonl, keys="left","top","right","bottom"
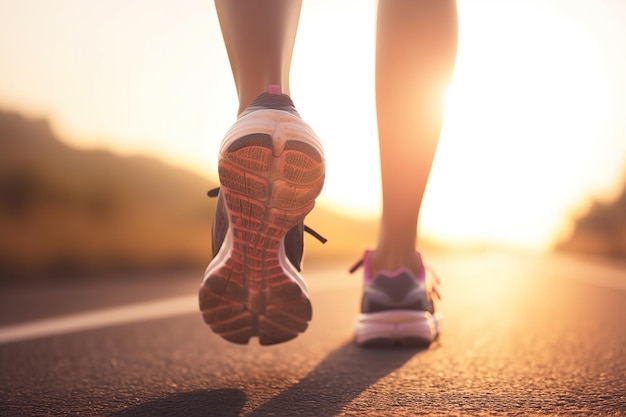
{"left": 353, "top": 251, "right": 440, "bottom": 315}
{"left": 240, "top": 92, "right": 301, "bottom": 118}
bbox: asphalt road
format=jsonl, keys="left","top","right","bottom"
{"left": 0, "top": 251, "right": 625, "bottom": 416}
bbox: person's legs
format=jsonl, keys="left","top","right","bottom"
{"left": 214, "top": 0, "right": 302, "bottom": 114}
{"left": 200, "top": 0, "right": 325, "bottom": 346}
{"left": 352, "top": 0, "right": 457, "bottom": 347}
{"left": 370, "top": 0, "right": 458, "bottom": 277}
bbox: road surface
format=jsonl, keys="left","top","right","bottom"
{"left": 1, "top": 251, "right": 625, "bottom": 416}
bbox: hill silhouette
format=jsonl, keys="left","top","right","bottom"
{"left": 556, "top": 178, "right": 626, "bottom": 260}
{"left": 0, "top": 111, "right": 378, "bottom": 282}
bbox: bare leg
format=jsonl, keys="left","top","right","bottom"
{"left": 203, "top": 0, "right": 324, "bottom": 345}
{"left": 369, "top": 0, "right": 458, "bottom": 277}
{"left": 214, "top": 0, "right": 302, "bottom": 114}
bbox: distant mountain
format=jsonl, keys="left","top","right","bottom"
{"left": 556, "top": 179, "right": 626, "bottom": 259}
{"left": 0, "top": 111, "right": 220, "bottom": 280}
{"left": 0, "top": 110, "right": 379, "bottom": 281}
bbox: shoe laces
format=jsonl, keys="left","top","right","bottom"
{"left": 206, "top": 187, "right": 327, "bottom": 244}
{"left": 348, "top": 258, "right": 364, "bottom": 274}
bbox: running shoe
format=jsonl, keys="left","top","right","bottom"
{"left": 199, "top": 89, "right": 325, "bottom": 345}
{"left": 350, "top": 250, "right": 441, "bottom": 347}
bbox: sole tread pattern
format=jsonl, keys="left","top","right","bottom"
{"left": 200, "top": 131, "right": 323, "bottom": 345}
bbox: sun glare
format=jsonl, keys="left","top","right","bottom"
{"left": 0, "top": 0, "right": 623, "bottom": 252}
{"left": 421, "top": 0, "right": 610, "bottom": 250}
{"left": 292, "top": 1, "right": 380, "bottom": 219}
{"left": 294, "top": 0, "right": 613, "bottom": 250}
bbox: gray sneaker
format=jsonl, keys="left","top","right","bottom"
{"left": 350, "top": 250, "right": 441, "bottom": 347}
{"left": 199, "top": 91, "right": 325, "bottom": 345}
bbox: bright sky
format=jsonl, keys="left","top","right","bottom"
{"left": 1, "top": 0, "right": 625, "bottom": 251}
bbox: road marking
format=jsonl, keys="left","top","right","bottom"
{"left": 0, "top": 269, "right": 359, "bottom": 345}
{"left": 0, "top": 295, "right": 198, "bottom": 345}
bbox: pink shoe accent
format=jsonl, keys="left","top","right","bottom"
{"left": 362, "top": 250, "right": 373, "bottom": 284}
{"left": 361, "top": 250, "right": 426, "bottom": 283}
{"left": 267, "top": 85, "right": 281, "bottom": 95}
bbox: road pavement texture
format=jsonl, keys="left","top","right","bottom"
{"left": 0, "top": 251, "right": 625, "bottom": 416}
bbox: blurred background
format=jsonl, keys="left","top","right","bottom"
{"left": 1, "top": 0, "right": 625, "bottom": 283}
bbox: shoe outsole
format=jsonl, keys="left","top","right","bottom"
{"left": 200, "top": 130, "right": 324, "bottom": 345}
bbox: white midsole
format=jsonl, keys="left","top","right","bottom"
{"left": 219, "top": 109, "right": 325, "bottom": 159}
{"left": 353, "top": 310, "right": 441, "bottom": 344}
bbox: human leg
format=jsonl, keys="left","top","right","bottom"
{"left": 353, "top": 0, "right": 458, "bottom": 346}
{"left": 371, "top": 0, "right": 458, "bottom": 277}
{"left": 200, "top": 0, "right": 325, "bottom": 345}
{"left": 214, "top": 0, "right": 302, "bottom": 114}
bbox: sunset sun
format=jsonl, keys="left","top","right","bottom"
{"left": 291, "top": 0, "right": 615, "bottom": 250}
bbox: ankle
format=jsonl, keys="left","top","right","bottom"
{"left": 367, "top": 247, "right": 424, "bottom": 278}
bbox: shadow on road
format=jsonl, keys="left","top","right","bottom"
{"left": 109, "top": 388, "right": 246, "bottom": 417}
{"left": 108, "top": 341, "right": 431, "bottom": 417}
{"left": 248, "top": 340, "right": 432, "bottom": 416}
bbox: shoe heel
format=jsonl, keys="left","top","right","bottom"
{"left": 201, "top": 119, "right": 324, "bottom": 345}
{"left": 354, "top": 310, "right": 438, "bottom": 348}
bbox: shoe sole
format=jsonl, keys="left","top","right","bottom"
{"left": 354, "top": 310, "right": 440, "bottom": 348}
{"left": 200, "top": 111, "right": 325, "bottom": 345}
